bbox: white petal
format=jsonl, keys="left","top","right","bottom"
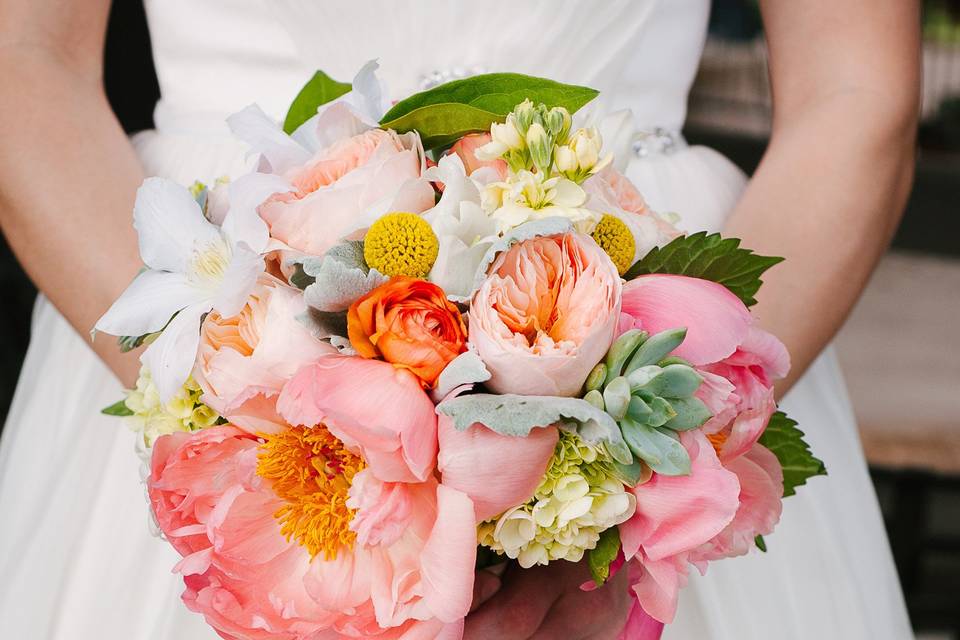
{"left": 312, "top": 101, "right": 374, "bottom": 149}
{"left": 141, "top": 304, "right": 208, "bottom": 403}
{"left": 226, "top": 104, "right": 312, "bottom": 175}
{"left": 310, "top": 61, "right": 385, "bottom": 149}
{"left": 211, "top": 243, "right": 264, "bottom": 319}
{"left": 551, "top": 179, "right": 588, "bottom": 208}
{"left": 96, "top": 270, "right": 206, "bottom": 337}
{"left": 349, "top": 59, "right": 388, "bottom": 122}
{"left": 221, "top": 173, "right": 292, "bottom": 252}
{"left": 134, "top": 178, "right": 221, "bottom": 272}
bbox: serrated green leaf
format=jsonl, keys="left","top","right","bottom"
{"left": 624, "top": 232, "right": 784, "bottom": 307}
{"left": 588, "top": 527, "right": 622, "bottom": 586}
{"left": 101, "top": 399, "right": 133, "bottom": 417}
{"left": 758, "top": 411, "right": 827, "bottom": 497}
{"left": 380, "top": 73, "right": 599, "bottom": 150}
{"left": 283, "top": 70, "right": 352, "bottom": 134}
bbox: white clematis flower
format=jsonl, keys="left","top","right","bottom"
{"left": 96, "top": 176, "right": 279, "bottom": 402}
{"left": 421, "top": 154, "right": 497, "bottom": 299}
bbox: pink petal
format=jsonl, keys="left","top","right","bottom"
{"left": 277, "top": 356, "right": 438, "bottom": 483}
{"left": 620, "top": 275, "right": 752, "bottom": 366}
{"left": 437, "top": 416, "right": 558, "bottom": 521}
{"left": 704, "top": 363, "right": 777, "bottom": 462}
{"left": 419, "top": 485, "right": 478, "bottom": 623}
{"left": 694, "top": 370, "right": 739, "bottom": 435}
{"left": 727, "top": 324, "right": 790, "bottom": 380}
{"left": 628, "top": 554, "right": 690, "bottom": 624}
{"left": 693, "top": 444, "right": 784, "bottom": 562}
{"left": 618, "top": 598, "right": 665, "bottom": 640}
{"left": 620, "top": 431, "right": 740, "bottom": 562}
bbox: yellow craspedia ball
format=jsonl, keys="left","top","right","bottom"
{"left": 363, "top": 212, "right": 440, "bottom": 278}
{"left": 591, "top": 214, "right": 635, "bottom": 276}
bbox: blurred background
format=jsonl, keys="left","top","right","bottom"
{"left": 0, "top": 1, "right": 957, "bottom": 637}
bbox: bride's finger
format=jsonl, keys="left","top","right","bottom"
{"left": 470, "top": 569, "right": 502, "bottom": 613}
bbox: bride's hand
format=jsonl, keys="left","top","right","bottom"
{"left": 464, "top": 560, "right": 631, "bottom": 640}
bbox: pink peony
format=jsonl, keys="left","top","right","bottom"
{"left": 620, "top": 274, "right": 789, "bottom": 462}
{"left": 277, "top": 355, "right": 438, "bottom": 483}
{"left": 468, "top": 232, "right": 622, "bottom": 396}
{"left": 194, "top": 274, "right": 336, "bottom": 434}
{"left": 619, "top": 274, "right": 791, "bottom": 623}
{"left": 259, "top": 129, "right": 435, "bottom": 256}
{"left": 149, "top": 355, "right": 475, "bottom": 640}
{"left": 448, "top": 133, "right": 508, "bottom": 179}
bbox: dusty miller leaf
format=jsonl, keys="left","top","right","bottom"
{"left": 436, "top": 393, "right": 632, "bottom": 464}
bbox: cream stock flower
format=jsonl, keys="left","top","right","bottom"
{"left": 482, "top": 170, "right": 601, "bottom": 235}
{"left": 556, "top": 127, "right": 612, "bottom": 183}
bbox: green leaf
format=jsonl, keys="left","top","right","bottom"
{"left": 758, "top": 411, "right": 827, "bottom": 497}
{"left": 755, "top": 535, "right": 767, "bottom": 552}
{"left": 380, "top": 73, "right": 599, "bottom": 149}
{"left": 588, "top": 527, "right": 622, "bottom": 587}
{"left": 101, "top": 399, "right": 133, "bottom": 417}
{"left": 283, "top": 70, "right": 352, "bottom": 134}
{"left": 436, "top": 393, "right": 632, "bottom": 465}
{"left": 624, "top": 232, "right": 784, "bottom": 307}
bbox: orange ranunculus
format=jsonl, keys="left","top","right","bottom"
{"left": 347, "top": 277, "right": 467, "bottom": 386}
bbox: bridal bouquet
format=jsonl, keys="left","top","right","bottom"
{"left": 98, "top": 63, "right": 825, "bottom": 639}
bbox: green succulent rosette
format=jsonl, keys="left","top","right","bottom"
{"left": 582, "top": 328, "right": 712, "bottom": 480}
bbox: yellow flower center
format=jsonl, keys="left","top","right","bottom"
{"left": 591, "top": 214, "right": 635, "bottom": 276}
{"left": 256, "top": 425, "right": 365, "bottom": 560}
{"left": 363, "top": 212, "right": 439, "bottom": 278}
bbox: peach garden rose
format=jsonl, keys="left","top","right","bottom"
{"left": 468, "top": 232, "right": 622, "bottom": 396}
{"left": 258, "top": 128, "right": 435, "bottom": 256}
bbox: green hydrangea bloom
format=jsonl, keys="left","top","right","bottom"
{"left": 479, "top": 430, "right": 636, "bottom": 568}
{"left": 124, "top": 366, "right": 221, "bottom": 447}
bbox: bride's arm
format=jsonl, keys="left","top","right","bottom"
{"left": 727, "top": 0, "right": 920, "bottom": 395}
{"left": 0, "top": 0, "right": 144, "bottom": 385}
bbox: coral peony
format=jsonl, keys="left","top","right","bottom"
{"left": 148, "top": 388, "right": 474, "bottom": 639}
{"left": 277, "top": 355, "right": 438, "bottom": 483}
{"left": 258, "top": 128, "right": 435, "bottom": 256}
{"left": 195, "top": 274, "right": 335, "bottom": 433}
{"left": 468, "top": 232, "right": 621, "bottom": 396}
{"left": 347, "top": 277, "right": 467, "bottom": 387}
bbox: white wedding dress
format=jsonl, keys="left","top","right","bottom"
{"left": 0, "top": 1, "right": 913, "bottom": 638}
